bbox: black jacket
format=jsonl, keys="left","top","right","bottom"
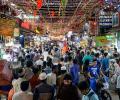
{"left": 33, "top": 82, "right": 54, "bottom": 100}
{"left": 57, "top": 84, "right": 80, "bottom": 100}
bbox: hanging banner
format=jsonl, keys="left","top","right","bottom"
{"left": 99, "top": 15, "right": 112, "bottom": 27}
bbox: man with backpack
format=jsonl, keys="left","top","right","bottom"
{"left": 78, "top": 80, "right": 99, "bottom": 100}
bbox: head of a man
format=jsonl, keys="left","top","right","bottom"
{"left": 93, "top": 59, "right": 97, "bottom": 66}
{"left": 73, "top": 59, "right": 77, "bottom": 65}
{"left": 63, "top": 74, "right": 72, "bottom": 85}
{"left": 52, "top": 65, "right": 58, "bottom": 74}
{"left": 39, "top": 72, "right": 47, "bottom": 82}
{"left": 20, "top": 81, "right": 29, "bottom": 92}
{"left": 78, "top": 81, "right": 90, "bottom": 95}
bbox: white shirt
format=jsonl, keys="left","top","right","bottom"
{"left": 47, "top": 73, "right": 56, "bottom": 86}
{"left": 24, "top": 68, "right": 34, "bottom": 80}
{"left": 116, "top": 75, "right": 120, "bottom": 89}
{"left": 42, "top": 51, "right": 48, "bottom": 61}
{"left": 114, "top": 63, "right": 120, "bottom": 75}
{"left": 12, "top": 91, "right": 33, "bottom": 100}
{"left": 12, "top": 78, "right": 27, "bottom": 93}
{"left": 35, "top": 59, "right": 43, "bottom": 66}
{"left": 3, "top": 54, "right": 12, "bottom": 62}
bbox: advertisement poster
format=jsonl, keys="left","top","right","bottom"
{"left": 95, "top": 35, "right": 115, "bottom": 47}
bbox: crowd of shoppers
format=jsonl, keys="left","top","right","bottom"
{"left": 0, "top": 42, "right": 120, "bottom": 100}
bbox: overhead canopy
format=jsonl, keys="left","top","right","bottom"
{"left": 1, "top": 0, "right": 104, "bottom": 34}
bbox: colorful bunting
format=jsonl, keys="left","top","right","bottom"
{"left": 39, "top": 13, "right": 42, "bottom": 17}
{"left": 33, "top": 10, "right": 37, "bottom": 16}
{"left": 61, "top": 0, "right": 68, "bottom": 8}
{"left": 21, "top": 21, "right": 30, "bottom": 29}
{"left": 37, "top": 0, "right": 42, "bottom": 9}
{"left": 78, "top": 10, "right": 83, "bottom": 16}
{"left": 60, "top": 0, "right": 68, "bottom": 16}
{"left": 41, "top": 11, "right": 46, "bottom": 17}
{"left": 51, "top": 10, "right": 55, "bottom": 17}
{"left": 98, "top": 0, "right": 104, "bottom": 5}
{"left": 84, "top": 0, "right": 88, "bottom": 3}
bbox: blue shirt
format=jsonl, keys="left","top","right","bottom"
{"left": 88, "top": 65, "right": 100, "bottom": 79}
{"left": 70, "top": 64, "right": 79, "bottom": 85}
{"left": 101, "top": 57, "right": 109, "bottom": 71}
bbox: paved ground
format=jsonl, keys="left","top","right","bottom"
{"left": 0, "top": 91, "right": 119, "bottom": 100}
{"left": 110, "top": 90, "right": 119, "bottom": 100}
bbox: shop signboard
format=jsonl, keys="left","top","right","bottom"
{"left": 95, "top": 35, "right": 115, "bottom": 47}
{"left": 112, "top": 12, "right": 119, "bottom": 27}
{"left": 99, "top": 13, "right": 113, "bottom": 34}
{"left": 99, "top": 14, "right": 112, "bottom": 28}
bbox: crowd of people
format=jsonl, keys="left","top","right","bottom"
{"left": 0, "top": 42, "right": 120, "bottom": 100}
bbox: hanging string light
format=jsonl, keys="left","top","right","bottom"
{"left": 98, "top": 0, "right": 104, "bottom": 6}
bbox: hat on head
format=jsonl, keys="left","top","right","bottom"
{"left": 39, "top": 72, "right": 47, "bottom": 80}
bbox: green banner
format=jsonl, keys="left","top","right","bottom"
{"left": 95, "top": 35, "right": 115, "bottom": 47}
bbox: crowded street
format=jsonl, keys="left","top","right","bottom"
{"left": 0, "top": 0, "right": 120, "bottom": 100}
